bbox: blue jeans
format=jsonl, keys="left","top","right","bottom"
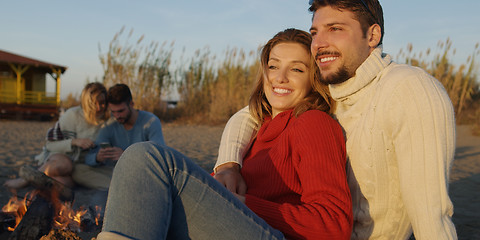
{"left": 102, "top": 142, "right": 285, "bottom": 240}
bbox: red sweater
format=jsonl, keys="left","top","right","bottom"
{"left": 242, "top": 110, "right": 352, "bottom": 240}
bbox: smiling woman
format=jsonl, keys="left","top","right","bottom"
{"left": 249, "top": 28, "right": 332, "bottom": 126}
{"left": 263, "top": 43, "right": 312, "bottom": 118}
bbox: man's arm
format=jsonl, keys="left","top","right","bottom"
{"left": 388, "top": 70, "right": 457, "bottom": 239}
{"left": 213, "top": 106, "right": 257, "bottom": 194}
{"left": 85, "top": 126, "right": 111, "bottom": 166}
{"left": 144, "top": 113, "right": 166, "bottom": 146}
{"left": 214, "top": 106, "right": 257, "bottom": 171}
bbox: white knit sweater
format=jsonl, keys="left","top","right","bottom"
{"left": 331, "top": 47, "right": 456, "bottom": 239}
{"left": 215, "top": 47, "right": 457, "bottom": 239}
{"left": 45, "top": 106, "right": 103, "bottom": 163}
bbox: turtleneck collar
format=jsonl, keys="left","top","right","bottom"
{"left": 329, "top": 46, "right": 392, "bottom": 102}
{"left": 257, "top": 110, "right": 294, "bottom": 142}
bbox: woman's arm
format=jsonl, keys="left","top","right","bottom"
{"left": 44, "top": 109, "right": 79, "bottom": 153}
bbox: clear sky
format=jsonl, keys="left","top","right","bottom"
{"left": 1, "top": 0, "right": 479, "bottom": 99}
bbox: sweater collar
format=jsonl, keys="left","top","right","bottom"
{"left": 257, "top": 110, "right": 294, "bottom": 142}
{"left": 329, "top": 46, "right": 392, "bottom": 101}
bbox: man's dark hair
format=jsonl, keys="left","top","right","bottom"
{"left": 309, "top": 0, "right": 384, "bottom": 46}
{"left": 107, "top": 83, "right": 133, "bottom": 105}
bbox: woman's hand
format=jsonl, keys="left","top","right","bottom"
{"left": 233, "top": 193, "right": 246, "bottom": 203}
{"left": 214, "top": 162, "right": 247, "bottom": 195}
{"left": 71, "top": 138, "right": 95, "bottom": 150}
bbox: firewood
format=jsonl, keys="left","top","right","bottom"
{"left": 19, "top": 165, "right": 74, "bottom": 202}
{"left": 40, "top": 229, "right": 82, "bottom": 240}
{"left": 0, "top": 211, "right": 16, "bottom": 233}
{"left": 8, "top": 195, "right": 53, "bottom": 240}
{"left": 80, "top": 206, "right": 98, "bottom": 232}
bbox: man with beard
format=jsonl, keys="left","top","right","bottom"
{"left": 74, "top": 83, "right": 165, "bottom": 190}
{"left": 213, "top": 0, "right": 457, "bottom": 239}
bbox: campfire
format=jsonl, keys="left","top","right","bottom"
{"left": 1, "top": 166, "right": 103, "bottom": 240}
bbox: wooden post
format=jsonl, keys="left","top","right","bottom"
{"left": 8, "top": 63, "right": 30, "bottom": 105}
{"left": 51, "top": 68, "right": 62, "bottom": 106}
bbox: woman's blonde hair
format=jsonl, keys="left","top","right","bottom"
{"left": 249, "top": 28, "right": 333, "bottom": 127}
{"left": 81, "top": 82, "right": 108, "bottom": 125}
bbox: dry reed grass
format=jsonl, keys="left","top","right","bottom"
{"left": 63, "top": 30, "right": 480, "bottom": 133}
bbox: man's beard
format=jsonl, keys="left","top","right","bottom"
{"left": 117, "top": 109, "right": 132, "bottom": 124}
{"left": 314, "top": 50, "right": 353, "bottom": 85}
{"left": 319, "top": 66, "right": 351, "bottom": 85}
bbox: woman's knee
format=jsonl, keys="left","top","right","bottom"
{"left": 123, "top": 142, "right": 170, "bottom": 161}
{"left": 43, "top": 153, "right": 73, "bottom": 175}
{"left": 117, "top": 142, "right": 164, "bottom": 169}
{"left": 119, "top": 142, "right": 180, "bottom": 173}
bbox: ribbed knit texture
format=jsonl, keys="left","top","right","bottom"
{"left": 242, "top": 110, "right": 352, "bottom": 240}
{"left": 330, "top": 47, "right": 457, "bottom": 240}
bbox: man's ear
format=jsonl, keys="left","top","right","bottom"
{"left": 368, "top": 24, "right": 382, "bottom": 48}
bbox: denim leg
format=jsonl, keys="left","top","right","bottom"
{"left": 102, "top": 142, "right": 285, "bottom": 240}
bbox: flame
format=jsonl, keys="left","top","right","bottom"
{"left": 95, "top": 205, "right": 103, "bottom": 226}
{"left": 53, "top": 202, "right": 87, "bottom": 231}
{"left": 1, "top": 191, "right": 102, "bottom": 232}
{"left": 1, "top": 192, "right": 34, "bottom": 231}
{"left": 44, "top": 165, "right": 52, "bottom": 176}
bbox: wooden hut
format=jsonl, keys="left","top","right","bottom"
{"left": 0, "top": 49, "right": 67, "bottom": 120}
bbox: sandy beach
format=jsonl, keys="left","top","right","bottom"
{"left": 0, "top": 120, "right": 479, "bottom": 239}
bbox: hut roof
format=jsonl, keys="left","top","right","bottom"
{"left": 0, "top": 49, "right": 67, "bottom": 73}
